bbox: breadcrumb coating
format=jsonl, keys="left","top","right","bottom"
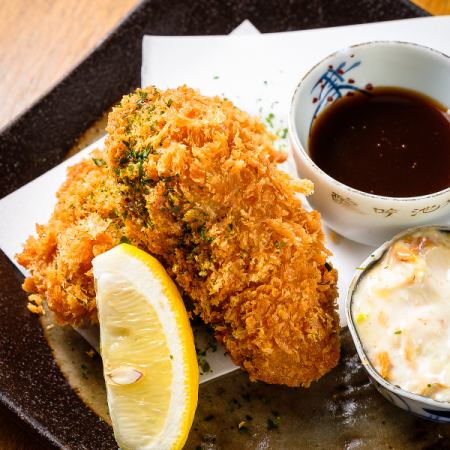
{"left": 18, "top": 86, "right": 339, "bottom": 386}
{"left": 17, "top": 151, "right": 128, "bottom": 324}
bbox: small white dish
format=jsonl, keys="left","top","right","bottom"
{"left": 289, "top": 41, "right": 450, "bottom": 246}
{"left": 346, "top": 225, "right": 450, "bottom": 422}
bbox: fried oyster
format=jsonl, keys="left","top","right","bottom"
{"left": 18, "top": 86, "right": 339, "bottom": 386}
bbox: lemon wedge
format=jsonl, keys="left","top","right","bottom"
{"left": 92, "top": 243, "right": 198, "bottom": 450}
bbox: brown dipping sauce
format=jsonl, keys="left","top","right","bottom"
{"left": 309, "top": 87, "right": 450, "bottom": 197}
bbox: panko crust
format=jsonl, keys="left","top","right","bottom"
{"left": 17, "top": 151, "right": 128, "bottom": 325}
{"left": 18, "top": 86, "right": 339, "bottom": 386}
{"left": 105, "top": 86, "right": 340, "bottom": 386}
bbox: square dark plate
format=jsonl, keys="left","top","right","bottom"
{"left": 1, "top": 1, "right": 442, "bottom": 449}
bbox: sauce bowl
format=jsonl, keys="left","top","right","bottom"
{"left": 289, "top": 41, "right": 450, "bottom": 246}
{"left": 346, "top": 225, "right": 450, "bottom": 422}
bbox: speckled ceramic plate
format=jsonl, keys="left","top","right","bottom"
{"left": 3, "top": 1, "right": 450, "bottom": 449}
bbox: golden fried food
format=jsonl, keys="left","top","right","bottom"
{"left": 17, "top": 151, "right": 128, "bottom": 324}
{"left": 18, "top": 86, "right": 339, "bottom": 386}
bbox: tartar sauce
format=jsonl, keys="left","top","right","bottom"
{"left": 352, "top": 228, "right": 450, "bottom": 402}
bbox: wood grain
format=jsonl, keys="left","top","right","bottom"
{"left": 0, "top": 0, "right": 448, "bottom": 448}
{"left": 0, "top": 0, "right": 140, "bottom": 130}
{"left": 412, "top": 0, "right": 450, "bottom": 15}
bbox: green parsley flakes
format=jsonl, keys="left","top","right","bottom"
{"left": 120, "top": 236, "right": 131, "bottom": 244}
{"left": 92, "top": 158, "right": 106, "bottom": 167}
{"left": 265, "top": 112, "right": 275, "bottom": 128}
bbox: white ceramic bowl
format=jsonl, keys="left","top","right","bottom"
{"left": 289, "top": 41, "right": 450, "bottom": 246}
{"left": 346, "top": 225, "right": 450, "bottom": 422}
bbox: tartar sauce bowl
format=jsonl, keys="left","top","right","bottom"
{"left": 346, "top": 225, "right": 450, "bottom": 422}
{"left": 289, "top": 41, "right": 450, "bottom": 246}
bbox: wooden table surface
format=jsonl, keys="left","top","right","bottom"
{"left": 0, "top": 0, "right": 448, "bottom": 448}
